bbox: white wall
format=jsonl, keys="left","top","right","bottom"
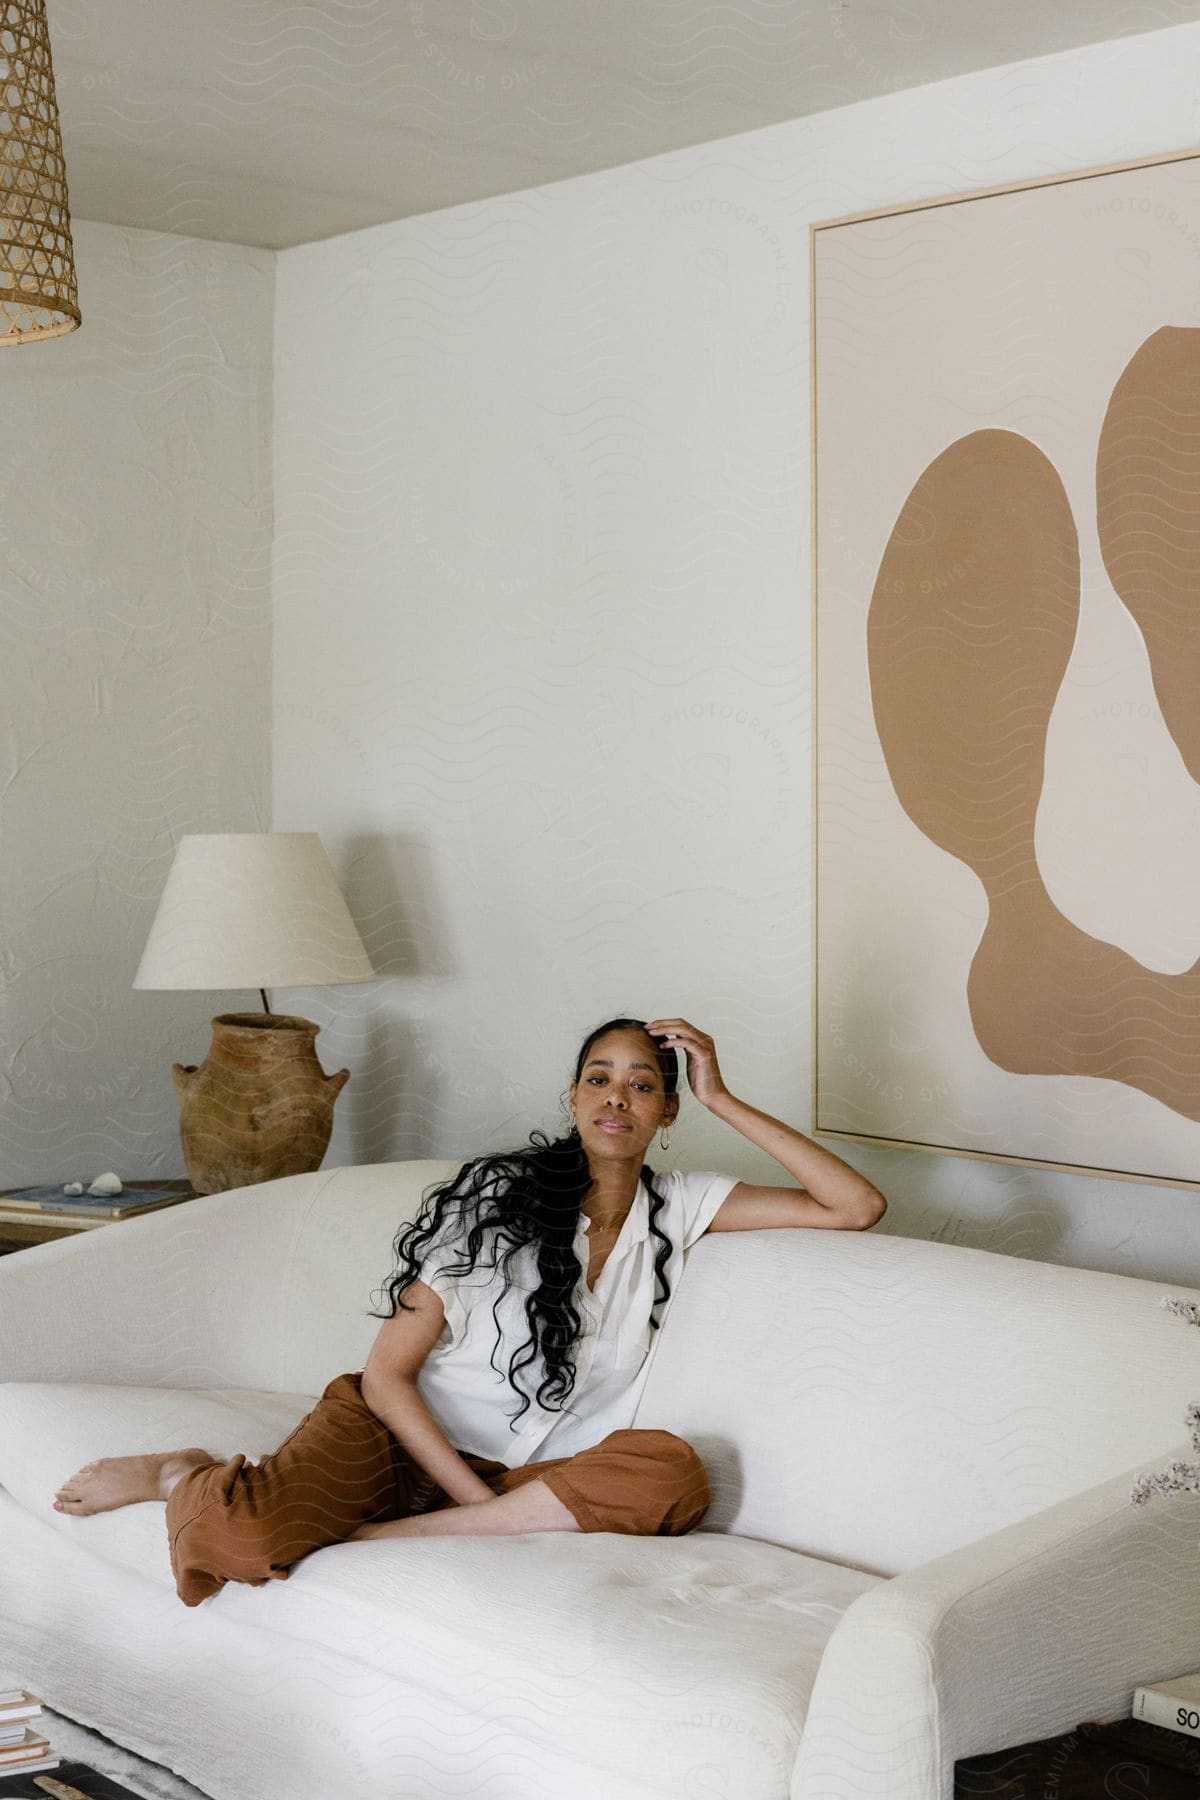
{"left": 0, "top": 222, "right": 274, "bottom": 1191}
{"left": 273, "top": 22, "right": 1200, "bottom": 1285}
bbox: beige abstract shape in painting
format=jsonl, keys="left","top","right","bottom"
{"left": 1097, "top": 327, "right": 1200, "bottom": 783}
{"left": 868, "top": 359, "right": 1200, "bottom": 1121}
{"left": 868, "top": 431, "right": 1079, "bottom": 892}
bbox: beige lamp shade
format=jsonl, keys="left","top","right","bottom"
{"left": 1, "top": 1, "right": 81, "bottom": 344}
{"left": 133, "top": 833, "right": 375, "bottom": 992}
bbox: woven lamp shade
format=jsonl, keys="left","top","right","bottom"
{"left": 0, "top": 0, "right": 80, "bottom": 344}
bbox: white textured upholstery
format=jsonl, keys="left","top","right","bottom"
{"left": 636, "top": 1227, "right": 1200, "bottom": 1572}
{"left": 0, "top": 1374, "right": 879, "bottom": 1799}
{"left": 791, "top": 1465, "right": 1200, "bottom": 1800}
{"left": 215, "top": 1521, "right": 879, "bottom": 1799}
{"left": 0, "top": 1486, "right": 874, "bottom": 1800}
{"left": 2, "top": 1162, "right": 1200, "bottom": 1800}
{"left": 0, "top": 1162, "right": 455, "bottom": 1392}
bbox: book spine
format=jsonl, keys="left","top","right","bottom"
{"left": 0, "top": 1197, "right": 120, "bottom": 1214}
{"left": 1134, "top": 1687, "right": 1200, "bottom": 1738}
{"left": 33, "top": 1203, "right": 124, "bottom": 1218}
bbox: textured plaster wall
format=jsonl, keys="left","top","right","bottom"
{"left": 8, "top": 33, "right": 1198, "bottom": 1283}
{"left": 0, "top": 221, "right": 274, "bottom": 1189}
{"left": 273, "top": 21, "right": 1200, "bottom": 1286}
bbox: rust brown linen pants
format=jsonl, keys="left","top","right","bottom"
{"left": 164, "top": 1372, "right": 711, "bottom": 1606}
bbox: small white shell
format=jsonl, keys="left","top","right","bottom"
{"left": 87, "top": 1172, "right": 123, "bottom": 1196}
{"left": 63, "top": 1182, "right": 84, "bottom": 1195}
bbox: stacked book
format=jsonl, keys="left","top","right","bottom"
{"left": 1134, "top": 1669, "right": 1200, "bottom": 1739}
{"left": 0, "top": 1689, "right": 58, "bottom": 1776}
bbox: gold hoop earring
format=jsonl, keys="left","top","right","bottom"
{"left": 660, "top": 1127, "right": 672, "bottom": 1151}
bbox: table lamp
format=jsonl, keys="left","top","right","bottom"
{"left": 133, "top": 832, "right": 375, "bottom": 1194}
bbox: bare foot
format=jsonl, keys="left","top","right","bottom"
{"left": 54, "top": 1448, "right": 216, "bottom": 1516}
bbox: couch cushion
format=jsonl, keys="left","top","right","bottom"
{"left": 0, "top": 1382, "right": 315, "bottom": 1586}
{"left": 0, "top": 1381, "right": 882, "bottom": 1798}
{"left": 215, "top": 1525, "right": 881, "bottom": 1795}
{"left": 2, "top": 1490, "right": 875, "bottom": 1800}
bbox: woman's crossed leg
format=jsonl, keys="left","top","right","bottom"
{"left": 53, "top": 1372, "right": 710, "bottom": 1606}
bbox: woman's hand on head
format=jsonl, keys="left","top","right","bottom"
{"left": 646, "top": 1018, "right": 730, "bottom": 1110}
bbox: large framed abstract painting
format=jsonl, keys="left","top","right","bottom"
{"left": 813, "top": 149, "right": 1200, "bottom": 1186}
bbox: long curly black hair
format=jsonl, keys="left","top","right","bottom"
{"left": 370, "top": 1017, "right": 680, "bottom": 1433}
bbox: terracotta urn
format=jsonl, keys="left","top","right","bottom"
{"left": 172, "top": 1012, "right": 350, "bottom": 1195}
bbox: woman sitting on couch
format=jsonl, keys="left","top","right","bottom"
{"left": 53, "top": 1015, "right": 885, "bottom": 1606}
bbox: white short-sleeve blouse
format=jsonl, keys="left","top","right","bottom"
{"left": 412, "top": 1168, "right": 738, "bottom": 1467}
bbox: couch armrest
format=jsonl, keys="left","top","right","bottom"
{"left": 792, "top": 1453, "right": 1200, "bottom": 1800}
{"left": 0, "top": 1176, "right": 331, "bottom": 1389}
{"left": 0, "top": 1198, "right": 223, "bottom": 1387}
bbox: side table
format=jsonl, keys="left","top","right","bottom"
{"left": 956, "top": 1715, "right": 1200, "bottom": 1796}
{"left": 0, "top": 1181, "right": 199, "bottom": 1255}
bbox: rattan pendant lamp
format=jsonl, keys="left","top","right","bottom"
{"left": 0, "top": 0, "right": 80, "bottom": 344}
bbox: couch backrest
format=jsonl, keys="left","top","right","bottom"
{"left": 633, "top": 1226, "right": 1200, "bottom": 1574}
{"left": 169, "top": 1161, "right": 462, "bottom": 1393}
{"left": 0, "top": 1163, "right": 451, "bottom": 1394}
{"left": 100, "top": 1163, "right": 1200, "bottom": 1577}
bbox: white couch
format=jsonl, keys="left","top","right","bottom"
{"left": 1, "top": 1161, "right": 1198, "bottom": 1800}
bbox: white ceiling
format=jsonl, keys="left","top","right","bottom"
{"left": 46, "top": 0, "right": 1200, "bottom": 250}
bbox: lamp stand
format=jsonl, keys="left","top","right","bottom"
{"left": 172, "top": 1012, "right": 350, "bottom": 1195}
